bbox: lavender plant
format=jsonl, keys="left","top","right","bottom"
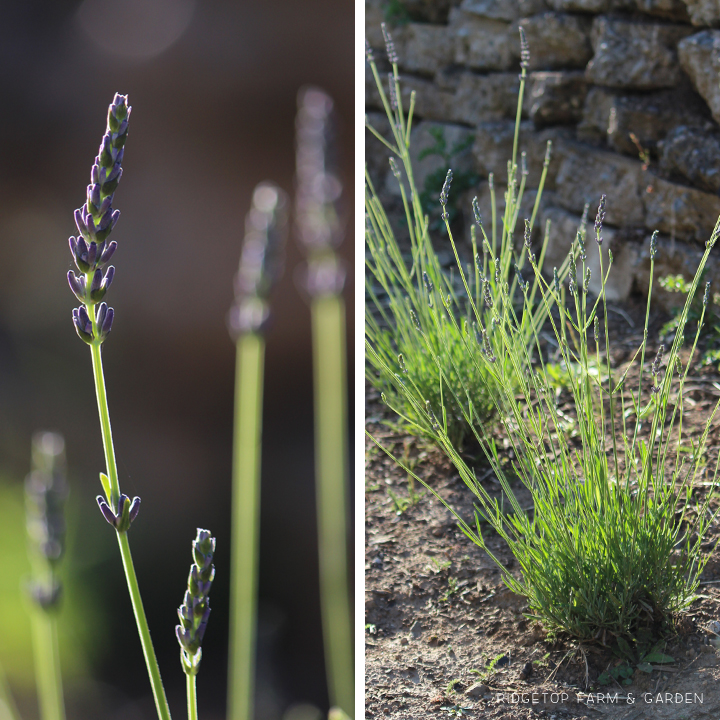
{"left": 25, "top": 432, "right": 68, "bottom": 720}
{"left": 365, "top": 26, "right": 560, "bottom": 448}
{"left": 371, "top": 183, "right": 720, "bottom": 642}
{"left": 176, "top": 529, "right": 215, "bottom": 720}
{"left": 296, "top": 86, "right": 353, "bottom": 718}
{"left": 66, "top": 93, "right": 171, "bottom": 720}
{"left": 227, "top": 182, "right": 287, "bottom": 720}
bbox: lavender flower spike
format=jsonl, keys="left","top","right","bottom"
{"left": 176, "top": 529, "right": 216, "bottom": 675}
{"left": 227, "top": 182, "right": 288, "bottom": 337}
{"left": 68, "top": 93, "right": 129, "bottom": 344}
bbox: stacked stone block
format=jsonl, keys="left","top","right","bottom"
{"left": 366, "top": 0, "right": 720, "bottom": 302}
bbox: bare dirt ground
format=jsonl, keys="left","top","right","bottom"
{"left": 365, "top": 301, "right": 720, "bottom": 719}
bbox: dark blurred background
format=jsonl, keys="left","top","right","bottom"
{"left": 0, "top": 1, "right": 354, "bottom": 719}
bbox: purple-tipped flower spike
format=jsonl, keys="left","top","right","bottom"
{"left": 519, "top": 27, "right": 530, "bottom": 71}
{"left": 295, "top": 86, "right": 347, "bottom": 298}
{"left": 176, "top": 529, "right": 216, "bottom": 676}
{"left": 595, "top": 194, "right": 606, "bottom": 245}
{"left": 381, "top": 22, "right": 398, "bottom": 64}
{"left": 472, "top": 197, "right": 482, "bottom": 227}
{"left": 228, "top": 182, "right": 288, "bottom": 338}
{"left": 25, "top": 432, "right": 69, "bottom": 610}
{"left": 68, "top": 93, "right": 129, "bottom": 343}
{"left": 26, "top": 434, "right": 68, "bottom": 567}
{"left": 96, "top": 492, "right": 140, "bottom": 532}
{"left": 439, "top": 169, "right": 452, "bottom": 208}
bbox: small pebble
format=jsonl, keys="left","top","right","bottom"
{"left": 466, "top": 682, "right": 488, "bottom": 697}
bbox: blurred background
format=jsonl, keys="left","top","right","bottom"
{"left": 0, "top": 1, "right": 354, "bottom": 719}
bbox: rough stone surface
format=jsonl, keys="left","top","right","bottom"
{"left": 457, "top": 0, "right": 524, "bottom": 21}
{"left": 586, "top": 17, "right": 694, "bottom": 89}
{"left": 614, "top": 0, "right": 691, "bottom": 21}
{"left": 518, "top": 13, "right": 593, "bottom": 70}
{"left": 577, "top": 86, "right": 711, "bottom": 156}
{"left": 394, "top": 24, "right": 455, "bottom": 75}
{"left": 384, "top": 122, "right": 477, "bottom": 197}
{"left": 365, "top": 0, "right": 386, "bottom": 50}
{"left": 451, "top": 72, "right": 521, "bottom": 124}
{"left": 449, "top": 10, "right": 517, "bottom": 70}
{"left": 681, "top": 0, "right": 720, "bottom": 27}
{"left": 660, "top": 125, "right": 720, "bottom": 194}
{"left": 548, "top": 1, "right": 689, "bottom": 20}
{"left": 455, "top": 0, "right": 548, "bottom": 22}
{"left": 554, "top": 143, "right": 646, "bottom": 226}
{"left": 526, "top": 71, "right": 588, "bottom": 127}
{"left": 547, "top": 0, "right": 609, "bottom": 11}
{"left": 396, "top": 0, "right": 464, "bottom": 24}
{"left": 678, "top": 31, "right": 720, "bottom": 125}
{"left": 643, "top": 173, "right": 720, "bottom": 243}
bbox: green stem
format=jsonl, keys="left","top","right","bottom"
{"left": 0, "top": 659, "right": 22, "bottom": 720}
{"left": 186, "top": 673, "right": 198, "bottom": 720}
{"left": 29, "top": 609, "right": 64, "bottom": 720}
{"left": 311, "top": 295, "right": 353, "bottom": 717}
{"left": 89, "top": 343, "right": 120, "bottom": 507}
{"left": 116, "top": 532, "right": 171, "bottom": 720}
{"left": 227, "top": 333, "right": 264, "bottom": 720}
{"left": 88, "top": 342, "right": 171, "bottom": 720}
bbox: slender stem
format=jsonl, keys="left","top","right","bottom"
{"left": 227, "top": 333, "right": 264, "bottom": 720}
{"left": 116, "top": 533, "right": 171, "bottom": 720}
{"left": 311, "top": 295, "right": 353, "bottom": 717}
{"left": 89, "top": 343, "right": 120, "bottom": 506}
{"left": 29, "top": 609, "right": 65, "bottom": 720}
{"left": 186, "top": 673, "right": 198, "bottom": 720}
{"left": 89, "top": 342, "right": 171, "bottom": 720}
{"left": 0, "top": 659, "right": 22, "bottom": 720}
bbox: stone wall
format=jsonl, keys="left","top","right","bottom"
{"left": 366, "top": 0, "right": 720, "bottom": 303}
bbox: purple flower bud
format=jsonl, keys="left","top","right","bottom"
{"left": 99, "top": 240, "right": 117, "bottom": 266}
{"left": 95, "top": 302, "right": 107, "bottom": 330}
{"left": 101, "top": 306, "right": 114, "bottom": 336}
{"left": 67, "top": 271, "right": 86, "bottom": 302}
{"left": 74, "top": 208, "right": 89, "bottom": 239}
{"left": 97, "top": 496, "right": 116, "bottom": 527}
{"left": 72, "top": 306, "right": 93, "bottom": 343}
{"left": 88, "top": 183, "right": 101, "bottom": 209}
{"left": 128, "top": 496, "right": 140, "bottom": 522}
{"left": 88, "top": 268, "right": 102, "bottom": 300}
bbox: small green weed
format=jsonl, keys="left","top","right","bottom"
{"left": 439, "top": 576, "right": 459, "bottom": 603}
{"left": 427, "top": 557, "right": 451, "bottom": 574}
{"left": 470, "top": 653, "right": 507, "bottom": 682}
